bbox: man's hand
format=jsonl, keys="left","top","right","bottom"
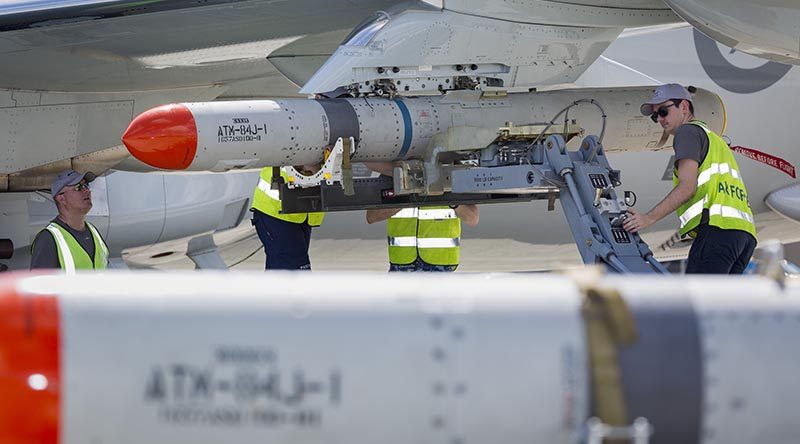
{"left": 294, "top": 164, "right": 321, "bottom": 175}
{"left": 454, "top": 204, "right": 479, "bottom": 226}
{"left": 623, "top": 158, "right": 698, "bottom": 234}
{"left": 623, "top": 207, "right": 656, "bottom": 233}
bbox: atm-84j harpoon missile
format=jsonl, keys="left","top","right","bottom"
{"left": 0, "top": 271, "right": 798, "bottom": 444}
{"left": 122, "top": 87, "right": 725, "bottom": 172}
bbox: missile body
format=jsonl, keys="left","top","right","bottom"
{"left": 122, "top": 87, "right": 725, "bottom": 171}
{"left": 1, "top": 271, "right": 798, "bottom": 444}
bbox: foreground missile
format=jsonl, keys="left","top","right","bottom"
{"left": 1, "top": 271, "right": 798, "bottom": 443}
{"left": 122, "top": 87, "right": 725, "bottom": 171}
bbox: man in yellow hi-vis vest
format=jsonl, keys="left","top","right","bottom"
{"left": 367, "top": 205, "right": 479, "bottom": 272}
{"left": 31, "top": 169, "right": 109, "bottom": 272}
{"left": 624, "top": 84, "right": 757, "bottom": 274}
{"left": 251, "top": 166, "right": 325, "bottom": 270}
{"left": 364, "top": 162, "right": 478, "bottom": 272}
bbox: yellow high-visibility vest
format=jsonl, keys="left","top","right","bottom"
{"left": 387, "top": 206, "right": 460, "bottom": 266}
{"left": 251, "top": 167, "right": 324, "bottom": 226}
{"left": 34, "top": 222, "right": 108, "bottom": 273}
{"left": 674, "top": 121, "right": 756, "bottom": 239}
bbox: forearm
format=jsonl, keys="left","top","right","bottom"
{"left": 363, "top": 162, "right": 394, "bottom": 177}
{"left": 366, "top": 208, "right": 401, "bottom": 224}
{"left": 646, "top": 184, "right": 694, "bottom": 222}
{"left": 454, "top": 204, "right": 479, "bottom": 226}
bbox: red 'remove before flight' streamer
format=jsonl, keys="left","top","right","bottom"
{"left": 730, "top": 145, "right": 796, "bottom": 179}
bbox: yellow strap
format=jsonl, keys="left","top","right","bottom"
{"left": 341, "top": 138, "right": 354, "bottom": 196}
{"left": 581, "top": 284, "right": 637, "bottom": 433}
{"left": 271, "top": 166, "right": 282, "bottom": 189}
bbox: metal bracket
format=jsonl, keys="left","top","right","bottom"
{"left": 279, "top": 176, "right": 550, "bottom": 213}
{"left": 586, "top": 417, "right": 653, "bottom": 444}
{"left": 543, "top": 134, "right": 668, "bottom": 273}
{"left": 283, "top": 137, "right": 355, "bottom": 189}
{"left": 749, "top": 239, "right": 787, "bottom": 287}
{"left": 186, "top": 234, "right": 227, "bottom": 270}
{"left": 277, "top": 120, "right": 668, "bottom": 273}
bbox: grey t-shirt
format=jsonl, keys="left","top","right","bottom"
{"left": 30, "top": 218, "right": 97, "bottom": 269}
{"left": 673, "top": 123, "right": 711, "bottom": 224}
{"left": 673, "top": 123, "right": 709, "bottom": 169}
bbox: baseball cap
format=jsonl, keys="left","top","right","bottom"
{"left": 51, "top": 170, "right": 97, "bottom": 198}
{"left": 640, "top": 83, "right": 693, "bottom": 116}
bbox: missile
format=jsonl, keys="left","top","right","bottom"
{"left": 122, "top": 87, "right": 725, "bottom": 171}
{"left": 1, "top": 271, "right": 798, "bottom": 443}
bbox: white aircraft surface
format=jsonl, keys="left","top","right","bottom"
{"left": 0, "top": 0, "right": 798, "bottom": 271}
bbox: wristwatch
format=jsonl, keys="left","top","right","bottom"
{"left": 449, "top": 205, "right": 460, "bottom": 209}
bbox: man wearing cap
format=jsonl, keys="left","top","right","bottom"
{"left": 624, "top": 83, "right": 756, "bottom": 274}
{"left": 30, "top": 170, "right": 109, "bottom": 272}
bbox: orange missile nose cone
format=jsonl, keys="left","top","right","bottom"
{"left": 122, "top": 104, "right": 197, "bottom": 170}
{"left": 0, "top": 275, "right": 60, "bottom": 444}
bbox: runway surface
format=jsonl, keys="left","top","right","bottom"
{"left": 127, "top": 211, "right": 800, "bottom": 273}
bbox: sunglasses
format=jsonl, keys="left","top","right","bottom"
{"left": 58, "top": 182, "right": 90, "bottom": 195}
{"left": 650, "top": 102, "right": 676, "bottom": 122}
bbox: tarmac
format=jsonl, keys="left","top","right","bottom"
{"left": 128, "top": 210, "right": 800, "bottom": 273}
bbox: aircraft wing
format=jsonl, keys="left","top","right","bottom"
{"left": 1, "top": 0, "right": 794, "bottom": 184}
{"left": 0, "top": 0, "right": 399, "bottom": 270}
{"left": 0, "top": 0, "right": 401, "bottom": 186}
{"left": 0, "top": 0, "right": 396, "bottom": 95}
{"left": 298, "top": 0, "right": 681, "bottom": 95}
{"left": 661, "top": 0, "right": 800, "bottom": 65}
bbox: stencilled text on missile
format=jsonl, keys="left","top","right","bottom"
{"left": 218, "top": 118, "right": 268, "bottom": 143}
{"left": 144, "top": 345, "right": 342, "bottom": 428}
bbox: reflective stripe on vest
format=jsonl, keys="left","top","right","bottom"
{"left": 418, "top": 208, "right": 458, "bottom": 220}
{"left": 388, "top": 236, "right": 417, "bottom": 247}
{"left": 697, "top": 163, "right": 741, "bottom": 187}
{"left": 679, "top": 198, "right": 755, "bottom": 229}
{"left": 391, "top": 208, "right": 458, "bottom": 220}
{"left": 674, "top": 121, "right": 756, "bottom": 238}
{"left": 417, "top": 237, "right": 460, "bottom": 248}
{"left": 257, "top": 178, "right": 281, "bottom": 201}
{"left": 709, "top": 204, "right": 754, "bottom": 224}
{"left": 251, "top": 167, "right": 324, "bottom": 226}
{"left": 392, "top": 208, "right": 419, "bottom": 219}
{"left": 392, "top": 208, "right": 458, "bottom": 220}
{"left": 678, "top": 196, "right": 707, "bottom": 228}
{"left": 387, "top": 237, "right": 460, "bottom": 248}
{"left": 86, "top": 223, "right": 108, "bottom": 258}
{"left": 46, "top": 225, "right": 75, "bottom": 274}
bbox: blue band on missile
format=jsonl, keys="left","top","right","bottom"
{"left": 394, "top": 99, "right": 412, "bottom": 159}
